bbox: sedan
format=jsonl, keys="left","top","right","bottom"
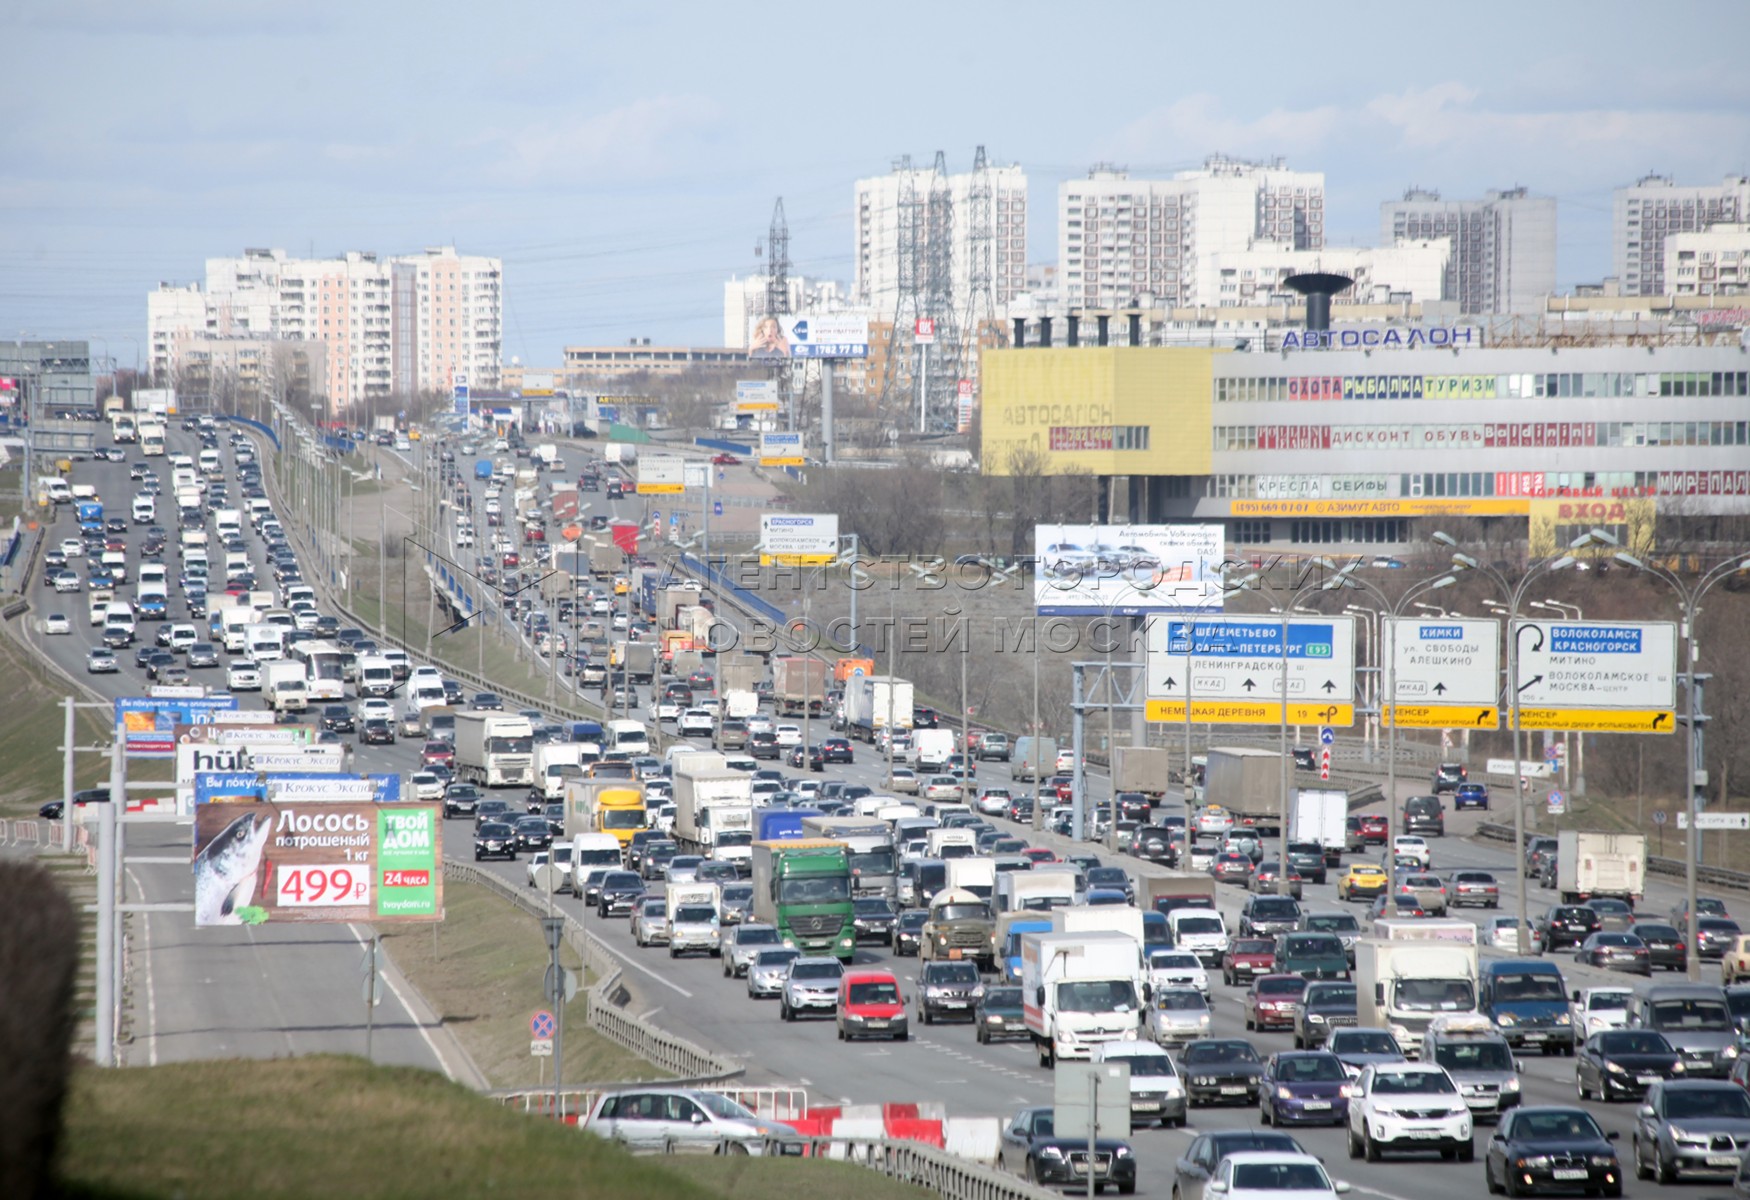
{"left": 359, "top": 719, "right": 395, "bottom": 745}
{"left": 1259, "top": 1052, "right": 1352, "bottom": 1127}
{"left": 996, "top": 1106, "right": 1136, "bottom": 1194}
{"left": 320, "top": 705, "right": 356, "bottom": 734}
{"left": 1575, "top": 932, "right": 1652, "bottom": 976}
{"left": 1249, "top": 864, "right": 1304, "bottom": 900}
{"left": 43, "top": 613, "right": 71, "bottom": 635}
{"left": 1211, "top": 851, "right": 1255, "bottom": 886}
{"left": 1223, "top": 939, "right": 1277, "bottom": 987}
{"left": 1337, "top": 865, "right": 1389, "bottom": 901}
{"left": 1575, "top": 1030, "right": 1683, "bottom": 1102}
{"left": 85, "top": 648, "right": 118, "bottom": 673}
{"left": 851, "top": 897, "right": 898, "bottom": 945}
{"left": 919, "top": 775, "right": 962, "bottom": 802}
{"left": 421, "top": 740, "right": 455, "bottom": 768}
{"left": 187, "top": 642, "right": 219, "bottom": 669}
{"left": 512, "top": 816, "right": 552, "bottom": 852}
{"left": 1182, "top": 1038, "right": 1267, "bottom": 1106}
{"left": 1450, "top": 870, "right": 1501, "bottom": 909}
{"left": 1174, "top": 1131, "right": 1308, "bottom": 1200}
{"left": 1245, "top": 974, "right": 1308, "bottom": 1032}
{"left": 820, "top": 737, "right": 853, "bottom": 764}
{"left": 746, "top": 948, "right": 803, "bottom": 998}
{"left": 1486, "top": 1106, "right": 1622, "bottom": 1196}
{"left": 473, "top": 821, "right": 516, "bottom": 861}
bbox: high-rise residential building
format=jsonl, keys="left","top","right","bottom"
{"left": 1203, "top": 238, "right": 1451, "bottom": 307}
{"left": 852, "top": 158, "right": 1028, "bottom": 317}
{"left": 1615, "top": 174, "right": 1750, "bottom": 296}
{"left": 1058, "top": 157, "right": 1325, "bottom": 311}
{"left": 1381, "top": 186, "right": 1556, "bottom": 314}
{"left": 1664, "top": 223, "right": 1750, "bottom": 296}
{"left": 146, "top": 245, "right": 502, "bottom": 409}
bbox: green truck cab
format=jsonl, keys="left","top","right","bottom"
{"left": 751, "top": 838, "right": 855, "bottom": 962}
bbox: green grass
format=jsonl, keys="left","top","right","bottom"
{"left": 0, "top": 632, "right": 110, "bottom": 819}
{"left": 379, "top": 881, "right": 665, "bottom": 1088}
{"left": 52, "top": 1056, "right": 931, "bottom": 1200}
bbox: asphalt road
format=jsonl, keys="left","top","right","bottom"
{"left": 33, "top": 422, "right": 1729, "bottom": 1200}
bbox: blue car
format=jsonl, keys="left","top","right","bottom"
{"left": 1454, "top": 783, "right": 1490, "bottom": 811}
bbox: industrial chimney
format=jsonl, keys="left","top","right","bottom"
{"left": 1284, "top": 272, "right": 1354, "bottom": 332}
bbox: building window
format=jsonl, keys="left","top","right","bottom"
{"left": 1232, "top": 519, "right": 1271, "bottom": 544}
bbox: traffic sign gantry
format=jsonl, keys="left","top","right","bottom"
{"left": 1512, "top": 620, "right": 1677, "bottom": 733}
{"left": 1144, "top": 615, "right": 1356, "bottom": 727}
{"left": 1385, "top": 619, "right": 1501, "bottom": 729}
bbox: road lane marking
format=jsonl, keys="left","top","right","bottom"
{"left": 614, "top": 951, "right": 695, "bottom": 998}
{"left": 348, "top": 923, "right": 459, "bottom": 1082}
{"left": 125, "top": 863, "right": 159, "bottom": 1067}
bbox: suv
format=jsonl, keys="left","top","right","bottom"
{"left": 1346, "top": 1062, "right": 1474, "bottom": 1160}
{"left": 1402, "top": 794, "right": 1445, "bottom": 837}
{"left": 779, "top": 956, "right": 844, "bottom": 1021}
{"left": 1239, "top": 894, "right": 1303, "bottom": 938}
{"left": 1537, "top": 904, "right": 1602, "bottom": 952}
{"left": 977, "top": 733, "right": 1011, "bottom": 762}
{"left": 1628, "top": 984, "right": 1739, "bottom": 1077}
{"left": 916, "top": 959, "right": 985, "bottom": 1024}
{"left": 1432, "top": 763, "right": 1468, "bottom": 793}
{"left": 748, "top": 730, "right": 780, "bottom": 760}
{"left": 1422, "top": 1015, "right": 1522, "bottom": 1119}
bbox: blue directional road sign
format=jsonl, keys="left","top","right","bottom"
{"left": 1320, "top": 727, "right": 1335, "bottom": 746}
{"left": 713, "top": 500, "right": 723, "bottom": 517}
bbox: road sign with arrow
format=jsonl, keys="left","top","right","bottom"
{"left": 1511, "top": 619, "right": 1677, "bottom": 734}
{"left": 1144, "top": 615, "right": 1355, "bottom": 727}
{"left": 1385, "top": 618, "right": 1501, "bottom": 729}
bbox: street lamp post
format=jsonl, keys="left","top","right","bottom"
{"left": 1530, "top": 600, "right": 1584, "bottom": 795}
{"left": 1614, "top": 550, "right": 1750, "bottom": 979}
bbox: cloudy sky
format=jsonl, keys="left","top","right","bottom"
{"left": 4, "top": 0, "right": 1745, "bottom": 370}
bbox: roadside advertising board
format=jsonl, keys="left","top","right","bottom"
{"left": 759, "top": 430, "right": 805, "bottom": 466}
{"left": 193, "top": 801, "right": 443, "bottom": 927}
{"left": 636, "top": 454, "right": 685, "bottom": 495}
{"left": 759, "top": 513, "right": 838, "bottom": 566}
{"left": 1034, "top": 523, "right": 1226, "bottom": 616}
{"left": 1512, "top": 619, "right": 1677, "bottom": 733}
{"left": 1384, "top": 618, "right": 1502, "bottom": 729}
{"left": 194, "top": 771, "right": 403, "bottom": 806}
{"left": 747, "top": 313, "right": 869, "bottom": 360}
{"left": 1145, "top": 614, "right": 1357, "bottom": 727}
{"left": 116, "top": 695, "right": 240, "bottom": 758}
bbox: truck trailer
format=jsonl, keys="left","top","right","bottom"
{"left": 1556, "top": 831, "right": 1646, "bottom": 905}
{"left": 453, "top": 712, "right": 536, "bottom": 788}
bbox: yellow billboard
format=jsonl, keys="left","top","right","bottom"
{"left": 1527, "top": 498, "right": 1655, "bottom": 558}
{"left": 1146, "top": 700, "right": 1354, "bottom": 727}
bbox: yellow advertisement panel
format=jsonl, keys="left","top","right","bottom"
{"left": 1515, "top": 707, "right": 1675, "bottom": 734}
{"left": 1386, "top": 704, "right": 1501, "bottom": 730}
{"left": 1147, "top": 700, "right": 1354, "bottom": 727}
{"left": 1230, "top": 498, "right": 1531, "bottom": 518}
{"left": 635, "top": 482, "right": 684, "bottom": 495}
{"left": 1527, "top": 498, "right": 1655, "bottom": 558}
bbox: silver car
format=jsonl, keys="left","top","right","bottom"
{"left": 1149, "top": 987, "right": 1213, "bottom": 1046}
{"left": 1634, "top": 1080, "right": 1750, "bottom": 1182}
{"left": 746, "top": 948, "right": 802, "bottom": 998}
{"left": 630, "top": 896, "right": 670, "bottom": 947}
{"left": 723, "top": 923, "right": 782, "bottom": 978}
{"left": 584, "top": 1087, "right": 799, "bottom": 1155}
{"left": 779, "top": 956, "right": 844, "bottom": 1021}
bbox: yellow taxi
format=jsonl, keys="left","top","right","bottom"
{"left": 1336, "top": 863, "right": 1390, "bottom": 902}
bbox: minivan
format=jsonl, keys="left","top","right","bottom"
{"left": 1628, "top": 983, "right": 1737, "bottom": 1077}
{"left": 1478, "top": 959, "right": 1573, "bottom": 1054}
{"left": 836, "top": 969, "right": 908, "bottom": 1042}
{"left": 1403, "top": 794, "right": 1445, "bottom": 837}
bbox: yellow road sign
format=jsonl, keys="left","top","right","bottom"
{"left": 759, "top": 456, "right": 805, "bottom": 467}
{"left": 1385, "top": 704, "right": 1501, "bottom": 730}
{"left": 1515, "top": 708, "right": 1676, "bottom": 734}
{"left": 1147, "top": 700, "right": 1354, "bottom": 727}
{"left": 635, "top": 483, "right": 684, "bottom": 494}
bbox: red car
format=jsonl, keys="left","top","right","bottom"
{"left": 1020, "top": 847, "right": 1059, "bottom": 866}
{"left": 711, "top": 453, "right": 741, "bottom": 466}
{"left": 1222, "top": 937, "right": 1277, "bottom": 986}
{"left": 1356, "top": 814, "right": 1388, "bottom": 844}
{"left": 502, "top": 551, "right": 519, "bottom": 567}
{"left": 421, "top": 740, "right": 454, "bottom": 768}
{"left": 1244, "top": 974, "right": 1308, "bottom": 1032}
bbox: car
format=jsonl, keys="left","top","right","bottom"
{"left": 187, "top": 642, "right": 219, "bottom": 668}
{"left": 630, "top": 896, "right": 671, "bottom": 947}
{"left": 1222, "top": 938, "right": 1276, "bottom": 987}
{"left": 920, "top": 774, "right": 962, "bottom": 802}
{"left": 778, "top": 956, "right": 844, "bottom": 1021}
{"left": 511, "top": 815, "right": 551, "bottom": 851}
{"left": 1245, "top": 974, "right": 1308, "bottom": 1033}
{"left": 442, "top": 783, "right": 481, "bottom": 818}
{"left": 1575, "top": 931, "right": 1652, "bottom": 976}
{"left": 1192, "top": 804, "right": 1235, "bottom": 838}
{"left": 836, "top": 969, "right": 908, "bottom": 1042}
{"left": 1397, "top": 873, "right": 1450, "bottom": 916}
{"left": 1698, "top": 917, "right": 1744, "bottom": 960}
{"left": 1536, "top": 904, "right": 1601, "bottom": 953}
{"left": 1633, "top": 1079, "right": 1750, "bottom": 1182}
{"left": 226, "top": 660, "right": 261, "bottom": 690}
{"left": 1174, "top": 1131, "right": 1308, "bottom": 1200}
{"left": 471, "top": 692, "right": 503, "bottom": 710}
{"left": 1327, "top": 1028, "right": 1408, "bottom": 1079}
{"left": 973, "top": 983, "right": 1028, "bottom": 1044}
{"left": 1583, "top": 898, "right": 1637, "bottom": 933}
{"left": 916, "top": 959, "right": 984, "bottom": 1024}
{"left": 1259, "top": 1052, "right": 1352, "bottom": 1127}
{"left": 359, "top": 718, "right": 394, "bottom": 745}
{"left": 710, "top": 452, "right": 741, "bottom": 465}
{"left": 851, "top": 896, "right": 898, "bottom": 944}
{"left": 1149, "top": 986, "right": 1213, "bottom": 1046}
{"left": 157, "top": 665, "right": 190, "bottom": 686}
{"left": 893, "top": 908, "right": 928, "bottom": 956}
{"left": 1345, "top": 1062, "right": 1473, "bottom": 1161}
{"left": 85, "top": 647, "right": 118, "bottom": 673}
{"left": 582, "top": 1087, "right": 799, "bottom": 1155}
{"left": 1448, "top": 869, "right": 1500, "bottom": 909}
{"left": 1453, "top": 783, "right": 1490, "bottom": 811}
{"left": 1575, "top": 1029, "right": 1683, "bottom": 1102}
{"left": 1484, "top": 1106, "right": 1623, "bottom": 1197}
{"left": 1392, "top": 835, "right": 1432, "bottom": 869}
{"left": 721, "top": 923, "right": 781, "bottom": 978}
{"left": 1433, "top": 762, "right": 1468, "bottom": 792}
{"left": 595, "top": 870, "right": 645, "bottom": 917}
{"left": 996, "top": 1105, "right": 1137, "bottom": 1194}
{"left": 1239, "top": 895, "right": 1302, "bottom": 938}
{"left": 1337, "top": 864, "right": 1389, "bottom": 901}
{"left": 42, "top": 613, "right": 70, "bottom": 634}
{"left": 420, "top": 740, "right": 455, "bottom": 768}
{"left": 1671, "top": 896, "right": 1731, "bottom": 933}
{"left": 1086, "top": 865, "right": 1134, "bottom": 903}
{"left": 473, "top": 821, "right": 516, "bottom": 861}
{"left": 1211, "top": 850, "right": 1254, "bottom": 885}
{"left": 319, "top": 705, "right": 356, "bottom": 734}
{"left": 1294, "top": 980, "right": 1359, "bottom": 1051}
{"left": 746, "top": 947, "right": 803, "bottom": 998}
{"left": 820, "top": 737, "right": 853, "bottom": 764}
{"left": 1182, "top": 1038, "right": 1267, "bottom": 1106}
{"left": 676, "top": 708, "right": 714, "bottom": 737}
{"left": 1249, "top": 863, "right": 1305, "bottom": 900}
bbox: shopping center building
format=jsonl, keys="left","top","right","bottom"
{"left": 980, "top": 332, "right": 1749, "bottom": 554}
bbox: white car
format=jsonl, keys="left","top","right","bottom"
{"left": 410, "top": 772, "right": 445, "bottom": 802}
{"left": 745, "top": 714, "right": 774, "bottom": 735}
{"left": 359, "top": 698, "right": 395, "bottom": 725}
{"left": 43, "top": 613, "right": 71, "bottom": 635}
{"left": 1569, "top": 986, "right": 1633, "bottom": 1036}
{"left": 889, "top": 767, "right": 920, "bottom": 795}
{"left": 1392, "top": 836, "right": 1432, "bottom": 869}
{"left": 227, "top": 660, "right": 261, "bottom": 690}
{"left": 60, "top": 538, "right": 85, "bottom": 559}
{"left": 1148, "top": 987, "right": 1213, "bottom": 1045}
{"left": 773, "top": 724, "right": 802, "bottom": 748}
{"left": 649, "top": 698, "right": 683, "bottom": 723}
{"left": 677, "top": 708, "right": 714, "bottom": 736}
{"left": 52, "top": 571, "right": 82, "bottom": 592}
{"left": 1209, "top": 1152, "right": 1352, "bottom": 1200}
{"left": 1345, "top": 1062, "right": 1472, "bottom": 1161}
{"left": 974, "top": 787, "right": 1012, "bottom": 816}
{"left": 1192, "top": 805, "right": 1235, "bottom": 838}
{"left": 1055, "top": 749, "right": 1077, "bottom": 773}
{"left": 1147, "top": 949, "right": 1211, "bottom": 997}
{"left": 920, "top": 775, "right": 961, "bottom": 802}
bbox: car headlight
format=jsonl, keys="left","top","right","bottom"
{"left": 1555, "top": 1013, "right": 1570, "bottom": 1026}
{"left": 1373, "top": 1106, "right": 1396, "bottom": 1118}
{"left": 1309, "top": 1013, "right": 1327, "bottom": 1023}
{"left": 1672, "top": 1061, "right": 1687, "bottom": 1072}
{"left": 1277, "top": 1086, "right": 1295, "bottom": 1100}
{"left": 1606, "top": 1061, "right": 1626, "bottom": 1075}
{"left": 1725, "top": 1044, "right": 1742, "bottom": 1060}
{"left": 1338, "top": 1084, "right": 1355, "bottom": 1098}
{"left": 1496, "top": 1012, "right": 1518, "bottom": 1027}
{"left": 1518, "top": 1155, "right": 1552, "bottom": 1169}
{"left": 1114, "top": 1145, "right": 1133, "bottom": 1158}
{"left": 1503, "top": 1077, "right": 1520, "bottom": 1091}
{"left": 1038, "top": 1146, "right": 1064, "bottom": 1160}
{"left": 1195, "top": 1076, "right": 1215, "bottom": 1086}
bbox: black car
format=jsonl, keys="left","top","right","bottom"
{"left": 1484, "top": 1106, "right": 1622, "bottom": 1197}
{"left": 1537, "top": 904, "right": 1602, "bottom": 953}
{"left": 1697, "top": 917, "right": 1743, "bottom": 960}
{"left": 1239, "top": 895, "right": 1303, "bottom": 938}
{"left": 639, "top": 841, "right": 679, "bottom": 881}
{"left": 471, "top": 692, "right": 503, "bottom": 710}
{"left": 596, "top": 870, "right": 645, "bottom": 917}
{"left": 893, "top": 908, "right": 928, "bottom": 956}
{"left": 1285, "top": 841, "right": 1328, "bottom": 885}
{"left": 1576, "top": 1030, "right": 1684, "bottom": 1102}
{"left": 1635, "top": 922, "right": 1688, "bottom": 972}
{"left": 786, "top": 743, "right": 825, "bottom": 772}
{"left": 851, "top": 896, "right": 898, "bottom": 944}
{"left": 1134, "top": 825, "right": 1177, "bottom": 865}
{"left": 512, "top": 815, "right": 552, "bottom": 852}
{"left": 1433, "top": 762, "right": 1468, "bottom": 792}
{"left": 976, "top": 984, "right": 1028, "bottom": 1044}
{"left": 821, "top": 737, "right": 853, "bottom": 764}
{"left": 1180, "top": 1037, "right": 1266, "bottom": 1105}
{"left": 748, "top": 731, "right": 780, "bottom": 760}
{"left": 443, "top": 783, "right": 480, "bottom": 818}
{"left": 1294, "top": 980, "right": 1359, "bottom": 1050}
{"left": 1292, "top": 747, "right": 1316, "bottom": 770}
{"left": 321, "top": 705, "right": 356, "bottom": 733}
{"left": 474, "top": 821, "right": 516, "bottom": 861}
{"left": 625, "top": 830, "right": 666, "bottom": 873}
{"left": 1575, "top": 932, "right": 1652, "bottom": 976}
{"left": 997, "top": 1106, "right": 1136, "bottom": 1193}
{"left": 1086, "top": 866, "right": 1135, "bottom": 903}
{"left": 359, "top": 718, "right": 394, "bottom": 745}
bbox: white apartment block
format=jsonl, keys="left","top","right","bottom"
{"left": 1615, "top": 174, "right": 1750, "bottom": 296}
{"left": 1665, "top": 222, "right": 1750, "bottom": 296}
{"left": 1204, "top": 238, "right": 1451, "bottom": 307}
{"left": 1059, "top": 157, "right": 1325, "bottom": 311}
{"left": 722, "top": 274, "right": 847, "bottom": 348}
{"left": 853, "top": 159, "right": 1028, "bottom": 317}
{"left": 146, "top": 245, "right": 502, "bottom": 409}
{"left": 1380, "top": 186, "right": 1556, "bottom": 314}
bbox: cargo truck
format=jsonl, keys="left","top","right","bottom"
{"left": 453, "top": 712, "right": 536, "bottom": 788}
{"left": 1142, "top": 873, "right": 1218, "bottom": 917}
{"left": 1291, "top": 788, "right": 1350, "bottom": 867}
{"left": 1555, "top": 831, "right": 1646, "bottom": 906}
{"left": 920, "top": 887, "right": 998, "bottom": 971}
{"left": 533, "top": 742, "right": 587, "bottom": 803}
{"left": 998, "top": 912, "right": 1055, "bottom": 982}
{"left": 1205, "top": 746, "right": 1286, "bottom": 837}
{"left": 1052, "top": 904, "right": 1145, "bottom": 945}
{"left": 773, "top": 656, "right": 829, "bottom": 717}
{"left": 1354, "top": 920, "right": 1480, "bottom": 1055}
{"left": 757, "top": 807, "right": 824, "bottom": 842}
{"left": 750, "top": 839, "right": 855, "bottom": 961}
{"left": 944, "top": 855, "right": 997, "bottom": 903}
{"left": 588, "top": 539, "right": 621, "bottom": 576}
{"left": 665, "top": 882, "right": 722, "bottom": 958}
{"left": 263, "top": 660, "right": 309, "bottom": 713}
{"left": 997, "top": 868, "right": 1080, "bottom": 913}
{"left": 1114, "top": 746, "right": 1175, "bottom": 799}
{"left": 845, "top": 675, "right": 914, "bottom": 742}
{"left": 799, "top": 815, "right": 898, "bottom": 897}
{"left": 615, "top": 641, "right": 657, "bottom": 685}
{"left": 1021, "top": 929, "right": 1148, "bottom": 1067}
{"left": 673, "top": 764, "right": 754, "bottom": 864}
{"left": 1012, "top": 737, "right": 1058, "bottom": 782}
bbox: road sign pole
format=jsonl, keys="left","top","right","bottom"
{"left": 541, "top": 916, "right": 565, "bottom": 1118}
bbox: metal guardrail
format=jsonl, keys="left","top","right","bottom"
{"left": 1474, "top": 820, "right": 1750, "bottom": 892}
{"left": 766, "top": 1137, "right": 1058, "bottom": 1200}
{"left": 442, "top": 860, "right": 742, "bottom": 1082}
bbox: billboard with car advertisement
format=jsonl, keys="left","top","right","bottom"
{"left": 1033, "top": 523, "right": 1226, "bottom": 616}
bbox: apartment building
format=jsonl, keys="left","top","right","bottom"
{"left": 852, "top": 158, "right": 1028, "bottom": 315}
{"left": 1380, "top": 187, "right": 1557, "bottom": 314}
{"left": 1664, "top": 223, "right": 1750, "bottom": 297}
{"left": 1614, "top": 174, "right": 1750, "bottom": 297}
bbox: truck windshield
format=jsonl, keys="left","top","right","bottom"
{"left": 1056, "top": 980, "right": 1139, "bottom": 1014}
{"left": 674, "top": 906, "right": 716, "bottom": 923}
{"left": 1019, "top": 896, "right": 1070, "bottom": 911}
{"left": 1177, "top": 918, "right": 1224, "bottom": 936}
{"left": 1494, "top": 975, "right": 1566, "bottom": 1004}
{"left": 716, "top": 830, "right": 752, "bottom": 847}
{"left": 600, "top": 809, "right": 646, "bottom": 829}
{"left": 1395, "top": 980, "right": 1476, "bottom": 1011}
{"left": 933, "top": 904, "right": 991, "bottom": 923}
{"left": 849, "top": 849, "right": 896, "bottom": 877}
{"left": 488, "top": 736, "right": 534, "bottom": 754}
{"left": 915, "top": 865, "right": 946, "bottom": 891}
{"left": 779, "top": 877, "right": 850, "bottom": 904}
{"left": 575, "top": 848, "right": 619, "bottom": 866}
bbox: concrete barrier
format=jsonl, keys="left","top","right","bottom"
{"left": 944, "top": 1117, "right": 1003, "bottom": 1165}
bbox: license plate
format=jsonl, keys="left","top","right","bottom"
{"left": 1638, "top": 1074, "right": 1660, "bottom": 1084}
{"left": 1407, "top": 1130, "right": 1442, "bottom": 1139}
{"left": 1553, "top": 1169, "right": 1588, "bottom": 1180}
{"left": 1220, "top": 1086, "right": 1248, "bottom": 1095}
{"left": 867, "top": 1019, "right": 888, "bottom": 1029}
{"left": 1302, "top": 1100, "right": 1332, "bottom": 1110}
{"left": 1523, "top": 1032, "right": 1548, "bottom": 1041}
{"left": 944, "top": 1000, "right": 968, "bottom": 1008}
{"left": 1709, "top": 1155, "right": 1741, "bottom": 1167}
{"left": 1136, "top": 1102, "right": 1160, "bottom": 1111}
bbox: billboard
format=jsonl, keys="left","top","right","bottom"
{"left": 748, "top": 313, "right": 870, "bottom": 360}
{"left": 759, "top": 431, "right": 805, "bottom": 466}
{"left": 735, "top": 380, "right": 779, "bottom": 412}
{"left": 521, "top": 371, "right": 555, "bottom": 397}
{"left": 760, "top": 513, "right": 839, "bottom": 566}
{"left": 636, "top": 454, "right": 685, "bottom": 495}
{"left": 193, "top": 801, "right": 443, "bottom": 927}
{"left": 117, "top": 694, "right": 240, "bottom": 758}
{"left": 1144, "top": 613, "right": 1357, "bottom": 727}
{"left": 1034, "top": 523, "right": 1226, "bottom": 616}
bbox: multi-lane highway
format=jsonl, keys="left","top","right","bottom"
{"left": 29, "top": 417, "right": 1740, "bottom": 1200}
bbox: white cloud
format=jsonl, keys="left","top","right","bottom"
{"left": 485, "top": 95, "right": 724, "bottom": 186}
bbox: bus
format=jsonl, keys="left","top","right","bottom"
{"left": 288, "top": 639, "right": 347, "bottom": 701}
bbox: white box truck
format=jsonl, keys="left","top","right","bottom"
{"left": 454, "top": 712, "right": 535, "bottom": 789}
{"left": 673, "top": 765, "right": 754, "bottom": 866}
{"left": 1291, "top": 788, "right": 1350, "bottom": 867}
{"left": 1354, "top": 920, "right": 1480, "bottom": 1055}
{"left": 1012, "top": 737, "right": 1058, "bottom": 783}
{"left": 845, "top": 675, "right": 914, "bottom": 742}
{"left": 1021, "top": 929, "right": 1148, "bottom": 1067}
{"left": 997, "top": 868, "right": 1080, "bottom": 913}
{"left": 1051, "top": 904, "right": 1145, "bottom": 945}
{"left": 533, "top": 742, "right": 587, "bottom": 802}
{"left": 1555, "top": 831, "right": 1646, "bottom": 906}
{"left": 262, "top": 660, "right": 309, "bottom": 713}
